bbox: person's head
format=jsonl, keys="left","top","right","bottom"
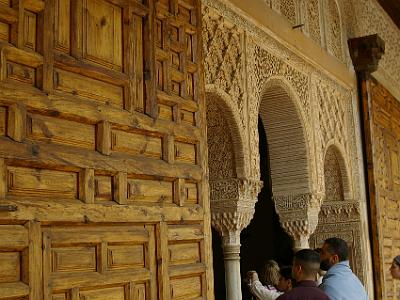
{"left": 292, "top": 249, "right": 320, "bottom": 282}
{"left": 320, "top": 237, "right": 349, "bottom": 271}
{"left": 390, "top": 256, "right": 400, "bottom": 279}
{"left": 277, "top": 266, "right": 293, "bottom": 292}
{"left": 261, "top": 260, "right": 281, "bottom": 287}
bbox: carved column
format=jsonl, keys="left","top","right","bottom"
{"left": 273, "top": 193, "right": 323, "bottom": 250}
{"left": 210, "top": 178, "right": 262, "bottom": 300}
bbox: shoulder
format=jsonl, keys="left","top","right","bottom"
{"left": 276, "top": 294, "right": 288, "bottom": 300}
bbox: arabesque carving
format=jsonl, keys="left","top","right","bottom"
{"left": 325, "top": 0, "right": 344, "bottom": 62}
{"left": 210, "top": 178, "right": 263, "bottom": 212}
{"left": 207, "top": 98, "right": 237, "bottom": 180}
{"left": 348, "top": 0, "right": 400, "bottom": 89}
{"left": 304, "top": 0, "right": 322, "bottom": 45}
{"left": 212, "top": 211, "right": 255, "bottom": 240}
{"left": 274, "top": 193, "right": 323, "bottom": 248}
{"left": 279, "top": 0, "right": 297, "bottom": 25}
{"left": 202, "top": 6, "right": 245, "bottom": 127}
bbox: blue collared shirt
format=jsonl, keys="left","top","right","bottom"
{"left": 319, "top": 261, "right": 368, "bottom": 300}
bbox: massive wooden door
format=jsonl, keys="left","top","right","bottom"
{"left": 0, "top": 0, "right": 213, "bottom": 299}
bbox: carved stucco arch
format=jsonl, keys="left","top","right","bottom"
{"left": 323, "top": 140, "right": 353, "bottom": 201}
{"left": 323, "top": 0, "right": 346, "bottom": 62}
{"left": 257, "top": 76, "right": 320, "bottom": 249}
{"left": 310, "top": 140, "right": 363, "bottom": 279}
{"left": 206, "top": 84, "right": 248, "bottom": 179}
{"left": 258, "top": 76, "right": 314, "bottom": 197}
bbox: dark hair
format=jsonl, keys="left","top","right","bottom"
{"left": 324, "top": 237, "right": 349, "bottom": 261}
{"left": 394, "top": 255, "right": 400, "bottom": 266}
{"left": 280, "top": 266, "right": 293, "bottom": 280}
{"left": 294, "top": 249, "right": 320, "bottom": 276}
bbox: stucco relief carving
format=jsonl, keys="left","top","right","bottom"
{"left": 325, "top": 0, "right": 344, "bottom": 62}
{"left": 348, "top": 0, "right": 400, "bottom": 89}
{"left": 311, "top": 73, "right": 360, "bottom": 201}
{"left": 202, "top": 6, "right": 245, "bottom": 128}
{"left": 318, "top": 202, "right": 360, "bottom": 222}
{"left": 274, "top": 193, "right": 323, "bottom": 248}
{"left": 309, "top": 221, "right": 363, "bottom": 281}
{"left": 304, "top": 0, "right": 322, "bottom": 45}
{"left": 279, "top": 0, "right": 297, "bottom": 25}
{"left": 324, "top": 148, "right": 345, "bottom": 201}
{"left": 206, "top": 98, "right": 237, "bottom": 180}
{"left": 212, "top": 211, "right": 254, "bottom": 243}
{"left": 211, "top": 179, "right": 263, "bottom": 240}
{"left": 202, "top": 1, "right": 366, "bottom": 276}
{"left": 210, "top": 179, "right": 262, "bottom": 208}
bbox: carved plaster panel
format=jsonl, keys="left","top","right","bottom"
{"left": 304, "top": 0, "right": 322, "bottom": 45}
{"left": 348, "top": 0, "right": 400, "bottom": 91}
{"left": 324, "top": 149, "right": 345, "bottom": 201}
{"left": 309, "top": 220, "right": 363, "bottom": 281}
{"left": 318, "top": 202, "right": 360, "bottom": 223}
{"left": 311, "top": 73, "right": 360, "bottom": 202}
{"left": 210, "top": 178, "right": 263, "bottom": 212}
{"left": 206, "top": 99, "right": 237, "bottom": 180}
{"left": 325, "top": 0, "right": 344, "bottom": 62}
{"left": 202, "top": 6, "right": 246, "bottom": 128}
{"left": 279, "top": 0, "right": 297, "bottom": 26}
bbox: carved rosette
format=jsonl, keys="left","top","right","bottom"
{"left": 273, "top": 193, "right": 324, "bottom": 249}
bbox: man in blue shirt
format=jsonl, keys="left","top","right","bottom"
{"left": 319, "top": 237, "right": 368, "bottom": 300}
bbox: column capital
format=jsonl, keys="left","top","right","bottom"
{"left": 211, "top": 211, "right": 254, "bottom": 245}
{"left": 210, "top": 178, "right": 263, "bottom": 213}
{"left": 273, "top": 192, "right": 324, "bottom": 249}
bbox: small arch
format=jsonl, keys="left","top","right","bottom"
{"left": 323, "top": 142, "right": 352, "bottom": 201}
{"left": 259, "top": 77, "right": 311, "bottom": 196}
{"left": 302, "top": 0, "right": 322, "bottom": 45}
{"left": 324, "top": 0, "right": 344, "bottom": 62}
{"left": 206, "top": 85, "right": 247, "bottom": 178}
{"left": 279, "top": 0, "right": 297, "bottom": 25}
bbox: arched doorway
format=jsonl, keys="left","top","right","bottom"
{"left": 242, "top": 79, "right": 311, "bottom": 298}
{"left": 240, "top": 116, "right": 293, "bottom": 300}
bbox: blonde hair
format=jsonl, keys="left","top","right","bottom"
{"left": 261, "top": 260, "right": 281, "bottom": 287}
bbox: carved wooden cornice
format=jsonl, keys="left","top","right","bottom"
{"left": 348, "top": 34, "right": 385, "bottom": 75}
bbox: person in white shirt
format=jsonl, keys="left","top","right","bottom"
{"left": 247, "top": 261, "right": 293, "bottom": 300}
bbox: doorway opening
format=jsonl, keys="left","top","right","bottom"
{"left": 240, "top": 117, "right": 293, "bottom": 300}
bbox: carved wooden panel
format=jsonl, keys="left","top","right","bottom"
{"left": 6, "top": 165, "right": 79, "bottom": 199}
{"left": 0, "top": 106, "right": 6, "bottom": 135}
{"left": 43, "top": 225, "right": 156, "bottom": 300}
{"left": 370, "top": 80, "right": 400, "bottom": 299}
{"left": 155, "top": 0, "right": 199, "bottom": 126}
{"left": 0, "top": 0, "right": 210, "bottom": 298}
